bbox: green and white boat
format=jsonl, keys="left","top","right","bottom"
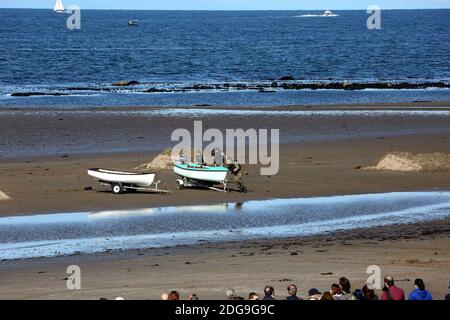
{"left": 174, "top": 163, "right": 229, "bottom": 192}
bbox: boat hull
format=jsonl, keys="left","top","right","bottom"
{"left": 87, "top": 168, "right": 155, "bottom": 187}
{"left": 174, "top": 164, "right": 228, "bottom": 183}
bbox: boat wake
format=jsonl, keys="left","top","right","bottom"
{"left": 296, "top": 14, "right": 339, "bottom": 18}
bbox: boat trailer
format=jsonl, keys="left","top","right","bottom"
{"left": 175, "top": 177, "right": 229, "bottom": 193}
{"left": 100, "top": 180, "right": 171, "bottom": 195}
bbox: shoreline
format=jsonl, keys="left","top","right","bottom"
{"left": 3, "top": 100, "right": 450, "bottom": 111}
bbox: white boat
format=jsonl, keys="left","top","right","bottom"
{"left": 174, "top": 163, "right": 229, "bottom": 192}
{"left": 87, "top": 168, "right": 160, "bottom": 194}
{"left": 324, "top": 9, "right": 335, "bottom": 16}
{"left": 53, "top": 0, "right": 66, "bottom": 13}
{"left": 174, "top": 163, "right": 228, "bottom": 183}
{"left": 88, "top": 168, "right": 156, "bottom": 187}
{"left": 128, "top": 19, "right": 138, "bottom": 27}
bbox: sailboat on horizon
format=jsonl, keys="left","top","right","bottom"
{"left": 53, "top": 0, "right": 66, "bottom": 13}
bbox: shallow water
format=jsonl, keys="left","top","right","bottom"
{"left": 1, "top": 9, "right": 449, "bottom": 107}
{"left": 1, "top": 191, "right": 450, "bottom": 260}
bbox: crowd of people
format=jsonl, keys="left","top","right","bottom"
{"left": 160, "top": 276, "right": 450, "bottom": 301}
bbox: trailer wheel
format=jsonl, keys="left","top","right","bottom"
{"left": 112, "top": 183, "right": 123, "bottom": 194}
{"left": 176, "top": 180, "right": 183, "bottom": 190}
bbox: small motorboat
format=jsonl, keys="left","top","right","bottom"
{"left": 128, "top": 19, "right": 138, "bottom": 27}
{"left": 87, "top": 168, "right": 169, "bottom": 194}
{"left": 174, "top": 163, "right": 229, "bottom": 192}
{"left": 323, "top": 9, "right": 336, "bottom": 16}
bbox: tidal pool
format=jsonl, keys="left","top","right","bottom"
{"left": 1, "top": 191, "right": 450, "bottom": 260}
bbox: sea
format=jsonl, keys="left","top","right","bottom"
{"left": 0, "top": 9, "right": 449, "bottom": 108}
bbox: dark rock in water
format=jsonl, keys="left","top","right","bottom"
{"left": 112, "top": 80, "right": 140, "bottom": 86}
{"left": 11, "top": 92, "right": 45, "bottom": 97}
{"left": 280, "top": 76, "right": 295, "bottom": 81}
{"left": 186, "top": 84, "right": 215, "bottom": 90}
{"left": 196, "top": 104, "right": 211, "bottom": 107}
{"left": 274, "top": 81, "right": 450, "bottom": 91}
{"left": 235, "top": 83, "right": 249, "bottom": 90}
{"left": 144, "top": 87, "right": 170, "bottom": 93}
{"left": 11, "top": 92, "right": 68, "bottom": 97}
{"left": 271, "top": 82, "right": 278, "bottom": 88}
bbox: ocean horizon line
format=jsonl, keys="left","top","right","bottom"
{"left": 2, "top": 8, "right": 450, "bottom": 11}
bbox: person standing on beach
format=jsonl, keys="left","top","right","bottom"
{"left": 227, "top": 159, "right": 247, "bottom": 192}
{"left": 307, "top": 288, "right": 322, "bottom": 300}
{"left": 408, "top": 279, "right": 433, "bottom": 300}
{"left": 331, "top": 283, "right": 344, "bottom": 300}
{"left": 286, "top": 284, "right": 301, "bottom": 300}
{"left": 167, "top": 291, "right": 180, "bottom": 300}
{"left": 380, "top": 276, "right": 405, "bottom": 300}
{"left": 262, "top": 286, "right": 276, "bottom": 300}
{"left": 362, "top": 284, "right": 379, "bottom": 300}
{"left": 226, "top": 288, "right": 236, "bottom": 300}
{"left": 248, "top": 292, "right": 259, "bottom": 300}
{"left": 339, "top": 277, "right": 356, "bottom": 300}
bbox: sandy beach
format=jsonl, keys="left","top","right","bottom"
{"left": 1, "top": 102, "right": 450, "bottom": 300}
{"left": 2, "top": 5, "right": 450, "bottom": 306}
{"left": 1, "top": 102, "right": 450, "bottom": 216}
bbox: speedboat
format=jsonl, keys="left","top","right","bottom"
{"left": 128, "top": 19, "right": 138, "bottom": 27}
{"left": 87, "top": 168, "right": 169, "bottom": 194}
{"left": 324, "top": 9, "right": 334, "bottom": 16}
{"left": 174, "top": 163, "right": 229, "bottom": 192}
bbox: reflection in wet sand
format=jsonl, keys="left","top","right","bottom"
{"left": 0, "top": 192, "right": 450, "bottom": 260}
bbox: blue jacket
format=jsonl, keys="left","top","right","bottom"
{"left": 408, "top": 288, "right": 433, "bottom": 300}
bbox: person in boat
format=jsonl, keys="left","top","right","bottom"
{"left": 211, "top": 148, "right": 225, "bottom": 166}
{"left": 226, "top": 158, "right": 247, "bottom": 192}
{"left": 195, "top": 150, "right": 205, "bottom": 166}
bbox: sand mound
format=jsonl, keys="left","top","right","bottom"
{"left": 136, "top": 148, "right": 218, "bottom": 171}
{"left": 0, "top": 190, "right": 11, "bottom": 201}
{"left": 135, "top": 148, "right": 174, "bottom": 171}
{"left": 366, "top": 152, "right": 450, "bottom": 172}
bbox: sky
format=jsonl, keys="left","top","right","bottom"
{"left": 1, "top": 0, "right": 450, "bottom": 10}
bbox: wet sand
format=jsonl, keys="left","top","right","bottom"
{"left": 0, "top": 102, "right": 449, "bottom": 299}
{"left": 1, "top": 102, "right": 450, "bottom": 158}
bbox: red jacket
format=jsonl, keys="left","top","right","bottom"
{"left": 380, "top": 286, "right": 405, "bottom": 300}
